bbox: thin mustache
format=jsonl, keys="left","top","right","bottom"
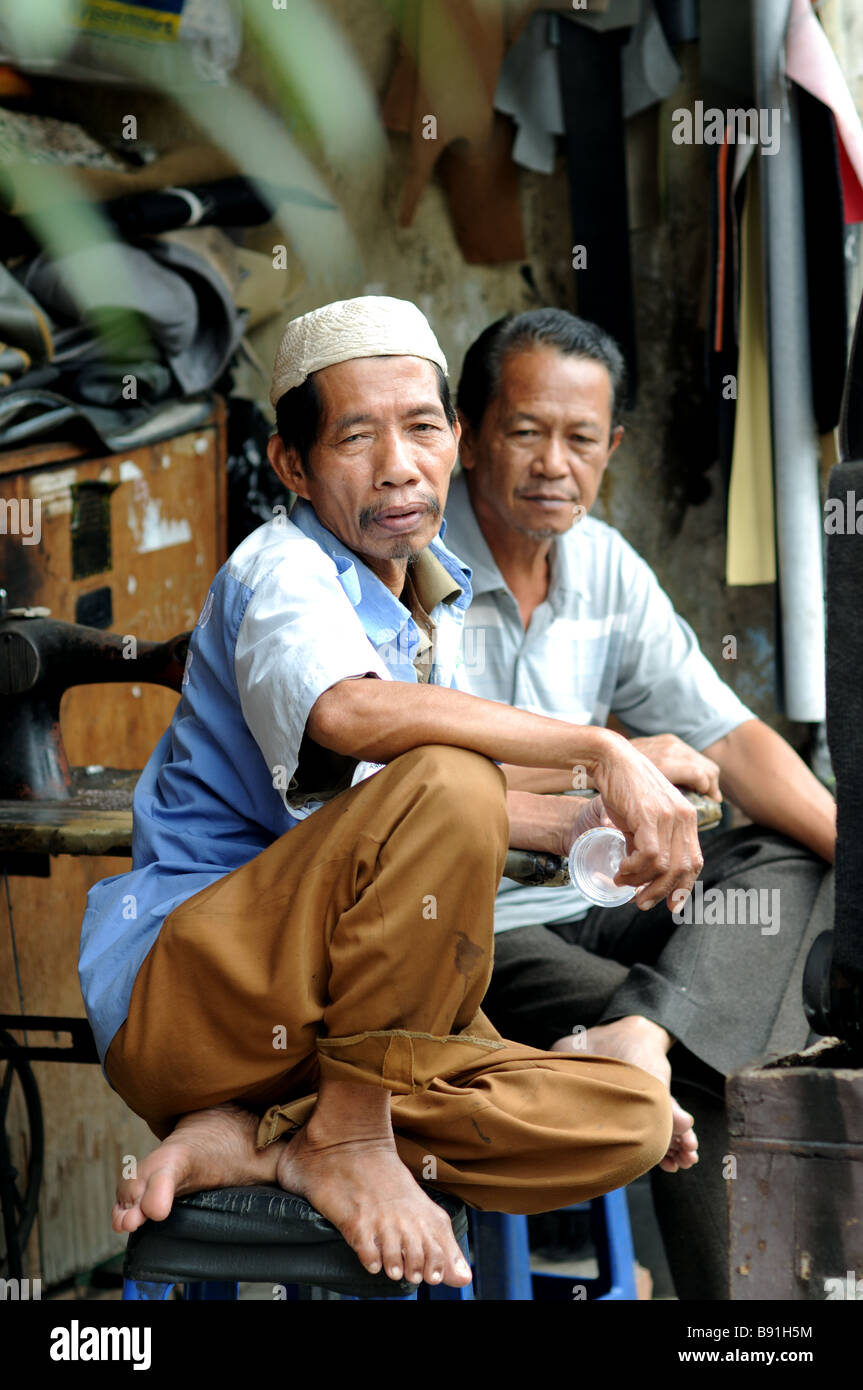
{"left": 359, "top": 497, "right": 441, "bottom": 528}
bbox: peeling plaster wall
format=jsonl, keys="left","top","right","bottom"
{"left": 44, "top": 0, "right": 863, "bottom": 745}
{"left": 246, "top": 2, "right": 811, "bottom": 741}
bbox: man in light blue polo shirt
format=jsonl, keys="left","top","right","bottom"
{"left": 79, "top": 296, "right": 705, "bottom": 1292}
{"left": 445, "top": 306, "right": 837, "bottom": 1297}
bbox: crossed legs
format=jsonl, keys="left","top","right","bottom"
{"left": 106, "top": 746, "right": 672, "bottom": 1285}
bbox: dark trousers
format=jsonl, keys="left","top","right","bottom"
{"left": 483, "top": 825, "right": 834, "bottom": 1298}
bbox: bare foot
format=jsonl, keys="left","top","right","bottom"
{"left": 275, "top": 1085, "right": 472, "bottom": 1289}
{"left": 551, "top": 1015, "right": 699, "bottom": 1174}
{"left": 112, "top": 1103, "right": 280, "bottom": 1234}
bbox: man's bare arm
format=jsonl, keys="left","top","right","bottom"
{"left": 307, "top": 678, "right": 702, "bottom": 910}
{"left": 702, "top": 718, "right": 836, "bottom": 863}
{"left": 499, "top": 764, "right": 579, "bottom": 793}
{"left": 500, "top": 732, "right": 721, "bottom": 798}
{"left": 505, "top": 787, "right": 605, "bottom": 857}
{"left": 502, "top": 720, "right": 836, "bottom": 863}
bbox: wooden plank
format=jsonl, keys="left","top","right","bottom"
{"left": 0, "top": 768, "right": 137, "bottom": 856}
{"left": 0, "top": 438, "right": 88, "bottom": 477}
{"left": 0, "top": 850, "right": 156, "bottom": 1285}
{"left": 727, "top": 1040, "right": 863, "bottom": 1144}
{"left": 730, "top": 1149, "right": 863, "bottom": 1300}
{"left": 0, "top": 810, "right": 133, "bottom": 858}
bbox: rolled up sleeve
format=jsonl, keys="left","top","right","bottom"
{"left": 611, "top": 542, "right": 755, "bottom": 750}
{"left": 234, "top": 550, "right": 391, "bottom": 815}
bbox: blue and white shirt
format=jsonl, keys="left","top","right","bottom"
{"left": 79, "top": 498, "right": 471, "bottom": 1066}
{"left": 442, "top": 470, "right": 755, "bottom": 933}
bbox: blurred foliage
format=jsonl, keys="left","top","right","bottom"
{"left": 8, "top": 161, "right": 153, "bottom": 363}
{"left": 0, "top": 0, "right": 77, "bottom": 67}
{"left": 0, "top": 0, "right": 396, "bottom": 360}
{"left": 241, "top": 0, "right": 386, "bottom": 175}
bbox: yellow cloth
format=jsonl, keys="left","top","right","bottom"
{"left": 400, "top": 546, "right": 462, "bottom": 683}
{"left": 726, "top": 162, "right": 776, "bottom": 586}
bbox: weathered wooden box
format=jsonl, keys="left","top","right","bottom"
{"left": 727, "top": 1037, "right": 863, "bottom": 1300}
{"left": 0, "top": 407, "right": 226, "bottom": 1285}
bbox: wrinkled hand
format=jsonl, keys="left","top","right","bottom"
{"left": 591, "top": 733, "right": 703, "bottom": 911}
{"left": 630, "top": 734, "right": 722, "bottom": 802}
{"left": 561, "top": 792, "right": 615, "bottom": 848}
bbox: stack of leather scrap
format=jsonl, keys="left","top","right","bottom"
{"left": 0, "top": 98, "right": 307, "bottom": 451}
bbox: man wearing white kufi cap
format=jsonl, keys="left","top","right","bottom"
{"left": 85, "top": 295, "right": 702, "bottom": 1291}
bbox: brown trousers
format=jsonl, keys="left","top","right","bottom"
{"left": 106, "top": 746, "right": 671, "bottom": 1214}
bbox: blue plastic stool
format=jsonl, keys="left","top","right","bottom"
{"left": 124, "top": 1267, "right": 474, "bottom": 1302}
{"left": 470, "top": 1189, "right": 637, "bottom": 1301}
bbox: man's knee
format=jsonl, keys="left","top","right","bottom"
{"left": 602, "top": 1067, "right": 673, "bottom": 1188}
{"left": 631, "top": 1072, "right": 674, "bottom": 1178}
{"left": 394, "top": 744, "right": 508, "bottom": 842}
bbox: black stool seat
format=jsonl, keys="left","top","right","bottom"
{"left": 124, "top": 1185, "right": 468, "bottom": 1298}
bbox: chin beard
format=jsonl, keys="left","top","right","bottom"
{"left": 514, "top": 522, "right": 559, "bottom": 540}
{"left": 389, "top": 539, "right": 426, "bottom": 561}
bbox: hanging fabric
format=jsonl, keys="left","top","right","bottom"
{"left": 725, "top": 160, "right": 776, "bottom": 587}
{"left": 558, "top": 16, "right": 639, "bottom": 398}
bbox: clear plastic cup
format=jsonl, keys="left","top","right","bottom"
{"left": 568, "top": 826, "right": 636, "bottom": 907}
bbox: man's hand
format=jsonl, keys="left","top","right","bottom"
{"left": 506, "top": 787, "right": 609, "bottom": 859}
{"left": 591, "top": 733, "right": 703, "bottom": 912}
{"left": 630, "top": 734, "right": 722, "bottom": 801}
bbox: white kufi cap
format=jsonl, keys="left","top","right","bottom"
{"left": 270, "top": 295, "right": 447, "bottom": 408}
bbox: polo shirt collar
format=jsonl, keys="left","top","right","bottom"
{"left": 443, "top": 471, "right": 502, "bottom": 597}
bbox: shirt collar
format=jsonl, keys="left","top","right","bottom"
{"left": 288, "top": 497, "right": 471, "bottom": 644}
{"left": 443, "top": 469, "right": 590, "bottom": 603}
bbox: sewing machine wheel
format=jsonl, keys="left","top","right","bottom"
{"left": 0, "top": 1030, "right": 44, "bottom": 1277}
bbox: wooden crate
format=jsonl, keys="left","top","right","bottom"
{"left": 727, "top": 1037, "right": 863, "bottom": 1300}
{"left": 0, "top": 404, "right": 226, "bottom": 1285}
